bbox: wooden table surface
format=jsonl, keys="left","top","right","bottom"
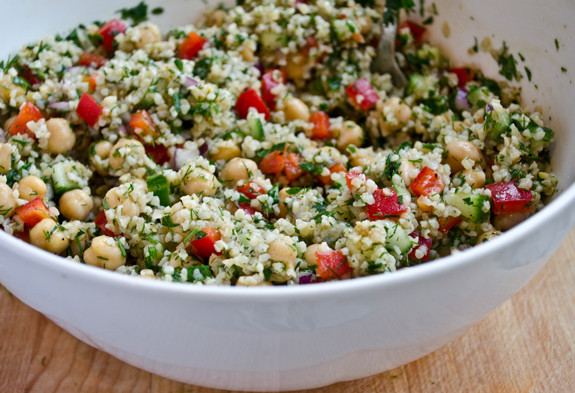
{"left": 1, "top": 230, "right": 574, "bottom": 393}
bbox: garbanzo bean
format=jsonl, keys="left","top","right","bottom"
{"left": 18, "top": 176, "right": 47, "bottom": 201}
{"left": 105, "top": 186, "right": 140, "bottom": 217}
{"left": 133, "top": 22, "right": 162, "bottom": 49}
{"left": 108, "top": 138, "right": 145, "bottom": 170}
{"left": 59, "top": 189, "right": 93, "bottom": 221}
{"left": 181, "top": 167, "right": 220, "bottom": 197}
{"left": 283, "top": 97, "right": 310, "bottom": 121}
{"left": 83, "top": 235, "right": 126, "bottom": 270}
{"left": 459, "top": 169, "right": 486, "bottom": 189}
{"left": 46, "top": 118, "right": 75, "bottom": 154}
{"left": 0, "top": 143, "right": 12, "bottom": 174}
{"left": 304, "top": 243, "right": 330, "bottom": 265}
{"left": 268, "top": 236, "right": 297, "bottom": 269}
{"left": 286, "top": 54, "right": 306, "bottom": 80}
{"left": 29, "top": 218, "right": 69, "bottom": 254}
{"left": 0, "top": 183, "right": 17, "bottom": 217}
{"left": 445, "top": 140, "right": 483, "bottom": 173}
{"left": 378, "top": 97, "right": 412, "bottom": 135}
{"left": 336, "top": 120, "right": 364, "bottom": 150}
{"left": 205, "top": 9, "right": 227, "bottom": 27}
{"left": 210, "top": 143, "right": 241, "bottom": 161}
{"left": 220, "top": 158, "right": 258, "bottom": 184}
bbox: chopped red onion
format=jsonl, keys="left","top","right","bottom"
{"left": 453, "top": 88, "right": 470, "bottom": 111}
{"left": 48, "top": 101, "right": 71, "bottom": 111}
{"left": 254, "top": 62, "right": 264, "bottom": 75}
{"left": 183, "top": 77, "right": 199, "bottom": 88}
{"left": 298, "top": 273, "right": 318, "bottom": 285}
{"left": 485, "top": 104, "right": 494, "bottom": 112}
{"left": 199, "top": 142, "right": 209, "bottom": 157}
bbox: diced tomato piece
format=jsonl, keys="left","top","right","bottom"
{"left": 14, "top": 230, "right": 30, "bottom": 243}
{"left": 237, "top": 181, "right": 265, "bottom": 199}
{"left": 346, "top": 78, "right": 379, "bottom": 111}
{"left": 345, "top": 171, "right": 362, "bottom": 190}
{"left": 237, "top": 203, "right": 259, "bottom": 217}
{"left": 438, "top": 216, "right": 462, "bottom": 233}
{"left": 79, "top": 52, "right": 107, "bottom": 68}
{"left": 450, "top": 67, "right": 474, "bottom": 88}
{"left": 76, "top": 92, "right": 103, "bottom": 127}
{"left": 259, "top": 150, "right": 286, "bottom": 175}
{"left": 410, "top": 166, "right": 445, "bottom": 197}
{"left": 318, "top": 163, "right": 346, "bottom": 186}
{"left": 398, "top": 21, "right": 426, "bottom": 45}
{"left": 94, "top": 210, "right": 117, "bottom": 237}
{"left": 261, "top": 69, "right": 286, "bottom": 110}
{"left": 235, "top": 87, "right": 271, "bottom": 120}
{"left": 145, "top": 144, "right": 170, "bottom": 165}
{"left": 177, "top": 31, "right": 207, "bottom": 60}
{"left": 20, "top": 65, "right": 40, "bottom": 87}
{"left": 15, "top": 197, "right": 51, "bottom": 228}
{"left": 366, "top": 188, "right": 407, "bottom": 221}
{"left": 315, "top": 250, "right": 352, "bottom": 280}
{"left": 485, "top": 181, "right": 534, "bottom": 215}
{"left": 188, "top": 226, "right": 222, "bottom": 259}
{"left": 309, "top": 111, "right": 331, "bottom": 140}
{"left": 130, "top": 110, "right": 157, "bottom": 138}
{"left": 86, "top": 74, "right": 99, "bottom": 92}
{"left": 8, "top": 102, "right": 44, "bottom": 137}
{"left": 408, "top": 232, "right": 432, "bottom": 262}
{"left": 284, "top": 153, "right": 304, "bottom": 182}
{"left": 96, "top": 19, "right": 127, "bottom": 52}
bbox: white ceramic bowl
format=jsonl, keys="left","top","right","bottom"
{"left": 1, "top": 0, "right": 575, "bottom": 391}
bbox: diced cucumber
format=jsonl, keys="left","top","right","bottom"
{"left": 260, "top": 31, "right": 282, "bottom": 51}
{"left": 52, "top": 161, "right": 81, "bottom": 195}
{"left": 147, "top": 174, "right": 171, "bottom": 206}
{"left": 445, "top": 190, "right": 490, "bottom": 223}
{"left": 247, "top": 117, "right": 265, "bottom": 140}
{"left": 466, "top": 85, "right": 490, "bottom": 108}
{"left": 528, "top": 123, "right": 555, "bottom": 152}
{"left": 382, "top": 220, "right": 414, "bottom": 255}
{"left": 484, "top": 109, "right": 511, "bottom": 141}
{"left": 406, "top": 73, "right": 430, "bottom": 100}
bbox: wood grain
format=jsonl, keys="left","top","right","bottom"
{"left": 1, "top": 229, "right": 575, "bottom": 393}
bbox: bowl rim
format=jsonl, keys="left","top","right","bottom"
{"left": 1, "top": 177, "right": 574, "bottom": 301}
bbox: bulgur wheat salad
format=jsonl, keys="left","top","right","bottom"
{"left": 0, "top": 0, "right": 557, "bottom": 286}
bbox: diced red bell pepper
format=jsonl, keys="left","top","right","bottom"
{"left": 408, "top": 232, "right": 432, "bottom": 262}
{"left": 345, "top": 170, "right": 362, "bottom": 190}
{"left": 177, "top": 31, "right": 207, "bottom": 60}
{"left": 20, "top": 65, "right": 40, "bottom": 87}
{"left": 76, "top": 92, "right": 103, "bottom": 127}
{"left": 8, "top": 102, "right": 44, "bottom": 137}
{"left": 235, "top": 87, "right": 271, "bottom": 120}
{"left": 485, "top": 181, "right": 534, "bottom": 215}
{"left": 79, "top": 52, "right": 107, "bottom": 68}
{"left": 398, "top": 20, "right": 426, "bottom": 45}
{"left": 318, "top": 163, "right": 347, "bottom": 186}
{"left": 259, "top": 150, "right": 286, "bottom": 175}
{"left": 237, "top": 181, "right": 265, "bottom": 199}
{"left": 410, "top": 166, "right": 445, "bottom": 197}
{"left": 15, "top": 197, "right": 51, "bottom": 228}
{"left": 315, "top": 250, "right": 352, "bottom": 280}
{"left": 94, "top": 210, "right": 117, "bottom": 237}
{"left": 188, "top": 226, "right": 222, "bottom": 259}
{"left": 346, "top": 78, "right": 379, "bottom": 111}
{"left": 309, "top": 111, "right": 331, "bottom": 140}
{"left": 261, "top": 69, "right": 286, "bottom": 110}
{"left": 145, "top": 144, "right": 170, "bottom": 165}
{"left": 284, "top": 153, "right": 304, "bottom": 182}
{"left": 438, "top": 216, "right": 462, "bottom": 233}
{"left": 450, "top": 67, "right": 474, "bottom": 88}
{"left": 96, "top": 19, "right": 127, "bottom": 52}
{"left": 130, "top": 110, "right": 158, "bottom": 138}
{"left": 366, "top": 188, "right": 407, "bottom": 221}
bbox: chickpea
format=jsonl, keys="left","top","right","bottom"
{"left": 278, "top": 187, "right": 290, "bottom": 218}
{"left": 46, "top": 118, "right": 75, "bottom": 154}
{"left": 17, "top": 176, "right": 47, "bottom": 201}
{"left": 379, "top": 97, "right": 412, "bottom": 134}
{"left": 304, "top": 243, "right": 330, "bottom": 266}
{"left": 134, "top": 22, "right": 162, "bottom": 49}
{"left": 181, "top": 167, "right": 220, "bottom": 197}
{"left": 0, "top": 183, "right": 17, "bottom": 217}
{"left": 336, "top": 120, "right": 364, "bottom": 150}
{"left": 240, "top": 44, "right": 255, "bottom": 62}
{"left": 268, "top": 236, "right": 297, "bottom": 269}
{"left": 359, "top": 15, "right": 372, "bottom": 35}
{"left": 285, "top": 54, "right": 306, "bottom": 80}
{"left": 283, "top": 97, "right": 310, "bottom": 121}
{"left": 398, "top": 157, "right": 418, "bottom": 186}
{"left": 205, "top": 9, "right": 227, "bottom": 27}
{"left": 0, "top": 143, "right": 12, "bottom": 174}
{"left": 93, "top": 140, "right": 113, "bottom": 158}
{"left": 493, "top": 211, "right": 531, "bottom": 231}
{"left": 59, "top": 189, "right": 93, "bottom": 221}
{"left": 445, "top": 140, "right": 483, "bottom": 173}
{"left": 108, "top": 138, "right": 145, "bottom": 170}
{"left": 83, "top": 235, "right": 126, "bottom": 270}
{"left": 210, "top": 143, "right": 241, "bottom": 161}
{"left": 459, "top": 169, "right": 486, "bottom": 189}
{"left": 29, "top": 218, "right": 70, "bottom": 254}
{"left": 105, "top": 186, "right": 140, "bottom": 217}
{"left": 476, "top": 230, "right": 500, "bottom": 245}
{"left": 3, "top": 115, "right": 17, "bottom": 132}
{"left": 220, "top": 158, "right": 258, "bottom": 184}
